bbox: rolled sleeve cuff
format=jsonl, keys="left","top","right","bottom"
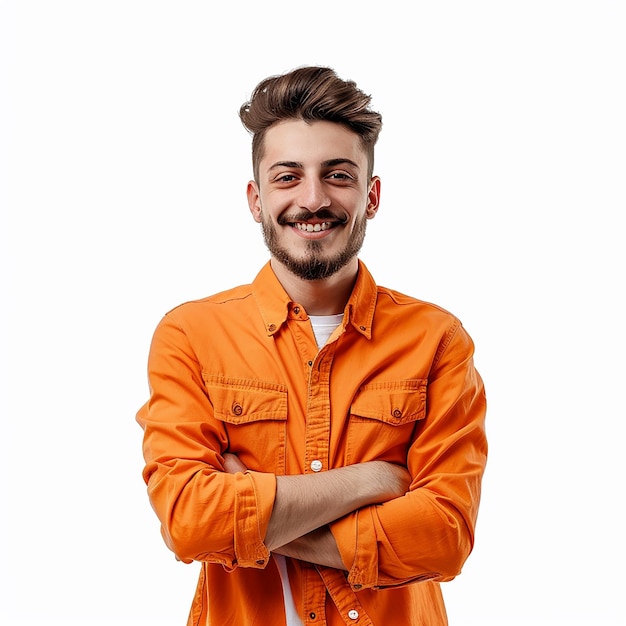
{"left": 330, "top": 507, "right": 379, "bottom": 590}
{"left": 231, "top": 470, "right": 276, "bottom": 570}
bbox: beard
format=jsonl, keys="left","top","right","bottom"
{"left": 260, "top": 210, "right": 368, "bottom": 281}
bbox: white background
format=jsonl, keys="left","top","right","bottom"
{"left": 1, "top": 1, "right": 624, "bottom": 624}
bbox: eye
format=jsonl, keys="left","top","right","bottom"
{"left": 326, "top": 171, "right": 354, "bottom": 183}
{"left": 274, "top": 173, "right": 298, "bottom": 183}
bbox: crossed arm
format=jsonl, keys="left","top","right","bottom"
{"left": 223, "top": 453, "right": 410, "bottom": 569}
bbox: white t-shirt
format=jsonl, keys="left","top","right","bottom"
{"left": 309, "top": 313, "right": 344, "bottom": 348}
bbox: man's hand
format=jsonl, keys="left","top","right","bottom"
{"left": 223, "top": 452, "right": 247, "bottom": 474}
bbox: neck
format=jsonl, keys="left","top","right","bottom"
{"left": 270, "top": 258, "right": 358, "bottom": 316}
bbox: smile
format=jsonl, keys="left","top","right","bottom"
{"left": 293, "top": 221, "right": 333, "bottom": 232}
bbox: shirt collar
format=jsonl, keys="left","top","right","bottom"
{"left": 252, "top": 260, "right": 378, "bottom": 340}
{"left": 252, "top": 262, "right": 292, "bottom": 336}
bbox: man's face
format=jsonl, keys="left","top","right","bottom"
{"left": 247, "top": 119, "right": 380, "bottom": 281}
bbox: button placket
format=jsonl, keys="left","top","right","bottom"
{"left": 303, "top": 344, "right": 335, "bottom": 476}
{"left": 303, "top": 565, "right": 326, "bottom": 626}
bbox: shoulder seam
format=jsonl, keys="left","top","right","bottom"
{"left": 432, "top": 317, "right": 461, "bottom": 369}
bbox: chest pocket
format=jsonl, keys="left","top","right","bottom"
{"left": 202, "top": 374, "right": 288, "bottom": 472}
{"left": 347, "top": 379, "right": 427, "bottom": 463}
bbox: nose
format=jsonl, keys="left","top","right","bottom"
{"left": 297, "top": 177, "right": 331, "bottom": 213}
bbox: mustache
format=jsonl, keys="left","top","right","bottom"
{"left": 277, "top": 209, "right": 348, "bottom": 225}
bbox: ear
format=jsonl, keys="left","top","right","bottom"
{"left": 246, "top": 180, "right": 263, "bottom": 223}
{"left": 365, "top": 176, "right": 381, "bottom": 219}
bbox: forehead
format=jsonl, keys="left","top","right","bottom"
{"left": 261, "top": 119, "right": 366, "bottom": 167}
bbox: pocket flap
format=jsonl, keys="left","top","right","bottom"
{"left": 351, "top": 379, "right": 427, "bottom": 425}
{"left": 202, "top": 374, "right": 288, "bottom": 424}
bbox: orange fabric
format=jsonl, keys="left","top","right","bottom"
{"left": 137, "top": 260, "right": 487, "bottom": 626}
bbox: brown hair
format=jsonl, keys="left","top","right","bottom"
{"left": 239, "top": 66, "right": 382, "bottom": 182}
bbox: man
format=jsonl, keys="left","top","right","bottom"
{"left": 137, "top": 66, "right": 487, "bottom": 626}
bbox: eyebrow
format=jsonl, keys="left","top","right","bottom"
{"left": 267, "top": 158, "right": 361, "bottom": 172}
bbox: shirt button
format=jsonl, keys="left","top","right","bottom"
{"left": 348, "top": 609, "right": 359, "bottom": 620}
{"left": 232, "top": 403, "right": 243, "bottom": 416}
{"left": 310, "top": 459, "right": 323, "bottom": 472}
{"left": 392, "top": 408, "right": 403, "bottom": 418}
{"left": 293, "top": 306, "right": 300, "bottom": 314}
{"left": 268, "top": 323, "right": 277, "bottom": 332}
{"left": 309, "top": 612, "right": 316, "bottom": 620}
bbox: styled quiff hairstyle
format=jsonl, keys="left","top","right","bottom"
{"left": 239, "top": 66, "right": 382, "bottom": 182}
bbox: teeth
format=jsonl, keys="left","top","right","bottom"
{"left": 295, "top": 222, "right": 331, "bottom": 232}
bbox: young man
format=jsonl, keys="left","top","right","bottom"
{"left": 137, "top": 66, "right": 487, "bottom": 626}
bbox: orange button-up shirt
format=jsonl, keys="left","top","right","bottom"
{"left": 137, "top": 261, "right": 487, "bottom": 626}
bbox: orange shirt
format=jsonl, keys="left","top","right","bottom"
{"left": 137, "top": 261, "right": 487, "bottom": 626}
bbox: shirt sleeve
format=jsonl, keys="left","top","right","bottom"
{"left": 136, "top": 312, "right": 276, "bottom": 568}
{"left": 330, "top": 320, "right": 487, "bottom": 590}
